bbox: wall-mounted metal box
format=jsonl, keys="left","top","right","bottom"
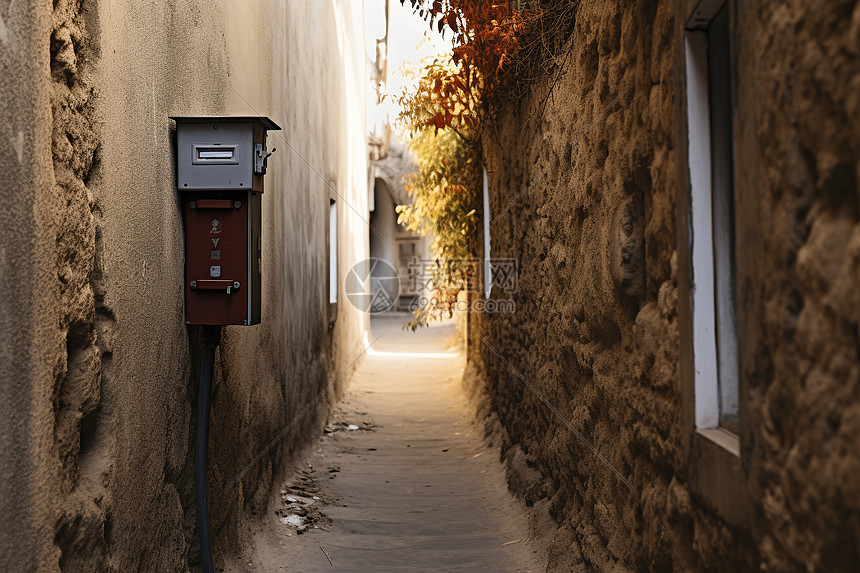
{"left": 171, "top": 116, "right": 281, "bottom": 325}
{"left": 171, "top": 116, "right": 280, "bottom": 192}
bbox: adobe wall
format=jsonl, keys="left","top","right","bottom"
{"left": 730, "top": 1, "right": 860, "bottom": 570}
{"left": 468, "top": 0, "right": 860, "bottom": 570}
{"left": 0, "top": 1, "right": 367, "bottom": 570}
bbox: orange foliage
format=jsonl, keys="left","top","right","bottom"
{"left": 400, "top": 0, "right": 537, "bottom": 134}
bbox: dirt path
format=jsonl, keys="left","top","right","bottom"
{"left": 230, "top": 315, "right": 543, "bottom": 572}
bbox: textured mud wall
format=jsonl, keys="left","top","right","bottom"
{"left": 0, "top": 2, "right": 60, "bottom": 570}
{"left": 470, "top": 1, "right": 686, "bottom": 569}
{"left": 0, "top": 0, "right": 367, "bottom": 570}
{"left": 468, "top": 0, "right": 860, "bottom": 571}
{"left": 732, "top": 1, "right": 860, "bottom": 570}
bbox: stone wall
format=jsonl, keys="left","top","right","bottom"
{"left": 468, "top": 0, "right": 860, "bottom": 570}
{"left": 731, "top": 1, "right": 860, "bottom": 570}
{"left": 0, "top": 0, "right": 368, "bottom": 570}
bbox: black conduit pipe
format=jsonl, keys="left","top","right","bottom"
{"left": 196, "top": 326, "right": 220, "bottom": 573}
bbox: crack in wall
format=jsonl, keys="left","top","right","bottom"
{"left": 49, "top": 0, "right": 114, "bottom": 570}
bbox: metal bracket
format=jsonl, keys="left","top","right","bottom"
{"left": 254, "top": 143, "right": 277, "bottom": 175}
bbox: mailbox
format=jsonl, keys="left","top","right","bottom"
{"left": 171, "top": 116, "right": 281, "bottom": 325}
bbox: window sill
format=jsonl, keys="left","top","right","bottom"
{"left": 328, "top": 302, "right": 338, "bottom": 326}
{"left": 696, "top": 427, "right": 739, "bottom": 457}
{"left": 689, "top": 427, "right": 753, "bottom": 528}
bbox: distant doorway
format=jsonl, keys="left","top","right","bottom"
{"left": 369, "top": 178, "right": 427, "bottom": 313}
{"left": 396, "top": 238, "right": 420, "bottom": 311}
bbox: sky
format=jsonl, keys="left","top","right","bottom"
{"left": 365, "top": 0, "right": 450, "bottom": 137}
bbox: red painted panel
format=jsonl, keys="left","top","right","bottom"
{"left": 196, "top": 199, "right": 236, "bottom": 210}
{"left": 184, "top": 192, "right": 249, "bottom": 324}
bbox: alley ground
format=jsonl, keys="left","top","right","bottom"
{"left": 230, "top": 315, "right": 544, "bottom": 572}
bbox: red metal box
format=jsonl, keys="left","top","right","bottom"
{"left": 183, "top": 192, "right": 262, "bottom": 325}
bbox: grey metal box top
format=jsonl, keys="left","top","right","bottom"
{"left": 171, "top": 116, "right": 281, "bottom": 191}
{"left": 175, "top": 121, "right": 252, "bottom": 190}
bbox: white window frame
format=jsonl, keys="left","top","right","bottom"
{"left": 482, "top": 166, "right": 491, "bottom": 300}
{"left": 685, "top": 0, "right": 739, "bottom": 452}
{"left": 678, "top": 0, "right": 753, "bottom": 529}
{"left": 327, "top": 184, "right": 338, "bottom": 325}
{"left": 329, "top": 198, "right": 338, "bottom": 304}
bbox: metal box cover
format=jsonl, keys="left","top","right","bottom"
{"left": 171, "top": 116, "right": 281, "bottom": 191}
{"left": 176, "top": 121, "right": 252, "bottom": 190}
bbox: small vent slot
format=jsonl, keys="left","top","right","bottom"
{"left": 192, "top": 144, "right": 239, "bottom": 165}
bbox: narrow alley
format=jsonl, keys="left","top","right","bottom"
{"left": 235, "top": 316, "right": 544, "bottom": 572}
